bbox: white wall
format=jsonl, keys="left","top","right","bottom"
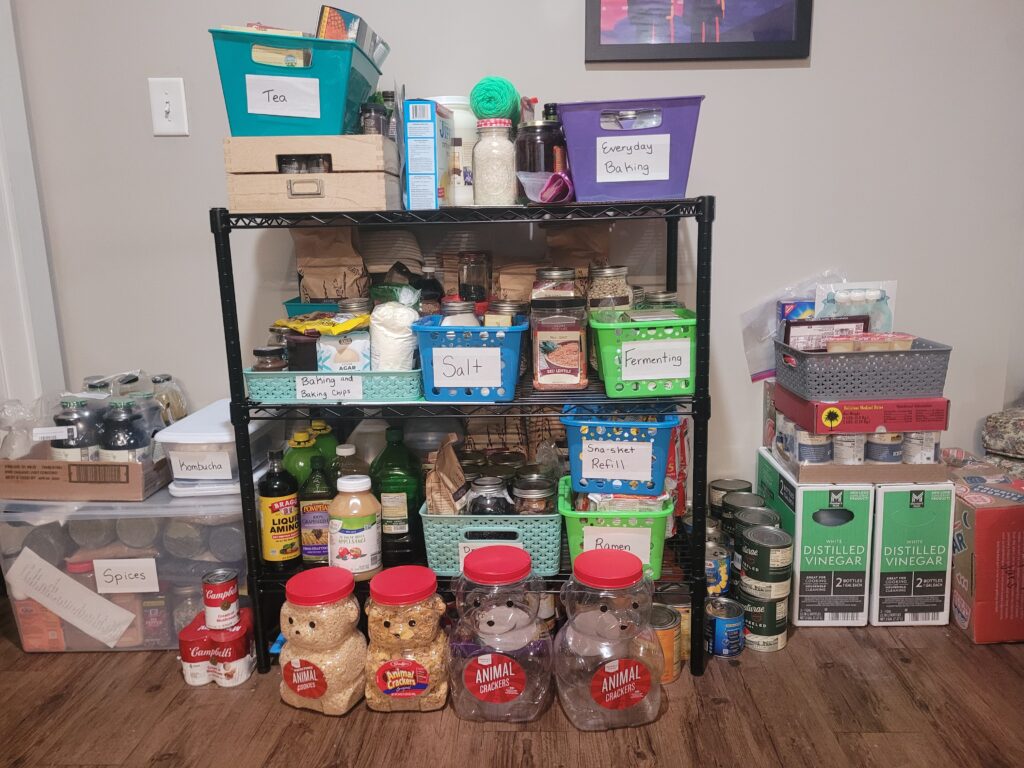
{"left": 11, "top": 1, "right": 1024, "bottom": 477}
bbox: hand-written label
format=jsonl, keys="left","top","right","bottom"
{"left": 295, "top": 374, "right": 363, "bottom": 401}
{"left": 168, "top": 451, "right": 233, "bottom": 480}
{"left": 583, "top": 526, "right": 652, "bottom": 561}
{"left": 93, "top": 558, "right": 160, "bottom": 594}
{"left": 458, "top": 539, "right": 524, "bottom": 570}
{"left": 620, "top": 339, "right": 691, "bottom": 381}
{"left": 581, "top": 440, "right": 653, "bottom": 482}
{"left": 245, "top": 74, "right": 320, "bottom": 119}
{"left": 33, "top": 426, "right": 75, "bottom": 442}
{"left": 431, "top": 348, "right": 502, "bottom": 388}
{"left": 596, "top": 134, "right": 670, "bottom": 183}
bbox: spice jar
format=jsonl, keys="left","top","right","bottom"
{"left": 646, "top": 290, "right": 681, "bottom": 309}
{"left": 514, "top": 120, "right": 568, "bottom": 203}
{"left": 469, "top": 476, "right": 514, "bottom": 516}
{"left": 458, "top": 250, "right": 492, "bottom": 302}
{"left": 513, "top": 478, "right": 556, "bottom": 515}
{"left": 360, "top": 103, "right": 389, "bottom": 135}
{"left": 286, "top": 330, "right": 320, "bottom": 372}
{"left": 253, "top": 346, "right": 288, "bottom": 371}
{"left": 280, "top": 567, "right": 367, "bottom": 716}
{"left": 365, "top": 566, "right": 449, "bottom": 712}
{"left": 632, "top": 286, "right": 646, "bottom": 308}
{"left": 267, "top": 325, "right": 290, "bottom": 348}
{"left": 172, "top": 585, "right": 203, "bottom": 635}
{"left": 531, "top": 297, "right": 588, "bottom": 391}
{"left": 449, "top": 546, "right": 554, "bottom": 722}
{"left": 441, "top": 300, "right": 481, "bottom": 327}
{"left": 484, "top": 299, "right": 527, "bottom": 328}
{"left": 532, "top": 267, "right": 578, "bottom": 300}
{"left": 554, "top": 550, "right": 663, "bottom": 731}
{"left": 473, "top": 119, "right": 516, "bottom": 206}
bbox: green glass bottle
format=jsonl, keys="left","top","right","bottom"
{"left": 282, "top": 430, "right": 319, "bottom": 487}
{"left": 369, "top": 427, "right": 424, "bottom": 567}
{"left": 309, "top": 419, "right": 339, "bottom": 463}
{"left": 298, "top": 455, "right": 334, "bottom": 565}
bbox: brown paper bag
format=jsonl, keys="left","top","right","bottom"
{"left": 425, "top": 434, "right": 468, "bottom": 516}
{"left": 292, "top": 228, "right": 370, "bottom": 301}
{"left": 545, "top": 224, "right": 611, "bottom": 266}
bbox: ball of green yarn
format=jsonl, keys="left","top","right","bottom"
{"left": 470, "top": 76, "right": 521, "bottom": 124}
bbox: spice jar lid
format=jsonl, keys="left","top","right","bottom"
{"left": 370, "top": 565, "right": 437, "bottom": 605}
{"left": 286, "top": 567, "right": 355, "bottom": 606}
{"left": 64, "top": 559, "right": 94, "bottom": 574}
{"left": 573, "top": 549, "right": 644, "bottom": 590}
{"left": 463, "top": 546, "right": 533, "bottom": 585}
{"left": 589, "top": 265, "right": 628, "bottom": 278}
{"left": 530, "top": 297, "right": 586, "bottom": 310}
{"left": 536, "top": 267, "right": 575, "bottom": 280}
{"left": 512, "top": 478, "right": 555, "bottom": 499}
{"left": 338, "top": 474, "right": 372, "bottom": 493}
{"left": 338, "top": 297, "right": 372, "bottom": 313}
{"left": 472, "top": 476, "right": 506, "bottom": 492}
{"left": 253, "top": 346, "right": 284, "bottom": 357}
{"left": 487, "top": 299, "right": 527, "bottom": 314}
{"left": 442, "top": 300, "right": 477, "bottom": 314}
{"left": 59, "top": 398, "right": 87, "bottom": 409}
{"left": 477, "top": 118, "right": 512, "bottom": 128}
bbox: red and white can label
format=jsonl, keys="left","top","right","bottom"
{"left": 376, "top": 659, "right": 429, "bottom": 698}
{"left": 203, "top": 574, "right": 239, "bottom": 630}
{"left": 283, "top": 658, "right": 328, "bottom": 699}
{"left": 463, "top": 653, "right": 526, "bottom": 704}
{"left": 590, "top": 658, "right": 651, "bottom": 711}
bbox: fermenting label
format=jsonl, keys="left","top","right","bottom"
{"left": 589, "top": 659, "right": 651, "bottom": 710}
{"left": 381, "top": 492, "right": 409, "bottom": 535}
{"left": 580, "top": 440, "right": 653, "bottom": 482}
{"left": 620, "top": 339, "right": 690, "bottom": 381}
{"left": 376, "top": 659, "right": 429, "bottom": 697}
{"left": 464, "top": 654, "right": 526, "bottom": 704}
{"left": 284, "top": 658, "right": 328, "bottom": 698}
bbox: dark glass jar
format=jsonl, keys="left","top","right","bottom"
{"left": 286, "top": 330, "right": 320, "bottom": 372}
{"left": 360, "top": 103, "right": 389, "bottom": 135}
{"left": 514, "top": 121, "right": 567, "bottom": 202}
{"left": 469, "top": 476, "right": 514, "bottom": 516}
{"left": 253, "top": 346, "right": 288, "bottom": 371}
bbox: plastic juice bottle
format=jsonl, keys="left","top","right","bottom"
{"left": 310, "top": 419, "right": 339, "bottom": 463}
{"left": 328, "top": 474, "right": 382, "bottom": 581}
{"left": 299, "top": 455, "right": 335, "bottom": 565}
{"left": 283, "top": 430, "right": 319, "bottom": 487}
{"left": 864, "top": 288, "right": 893, "bottom": 332}
{"left": 258, "top": 449, "right": 300, "bottom": 570}
{"left": 330, "top": 443, "right": 370, "bottom": 485}
{"left": 369, "top": 428, "right": 424, "bottom": 567}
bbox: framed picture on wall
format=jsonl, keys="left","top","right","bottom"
{"left": 585, "top": 0, "right": 812, "bottom": 62}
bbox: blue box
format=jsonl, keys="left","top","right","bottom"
{"left": 777, "top": 299, "right": 816, "bottom": 323}
{"left": 403, "top": 100, "right": 452, "bottom": 209}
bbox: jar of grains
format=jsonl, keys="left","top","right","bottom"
{"left": 473, "top": 119, "right": 516, "bottom": 206}
{"left": 530, "top": 297, "right": 588, "bottom": 391}
{"left": 587, "top": 265, "right": 631, "bottom": 369}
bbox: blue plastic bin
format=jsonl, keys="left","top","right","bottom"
{"left": 210, "top": 29, "right": 381, "bottom": 136}
{"left": 412, "top": 315, "right": 528, "bottom": 402}
{"left": 561, "top": 406, "right": 680, "bottom": 496}
{"left": 283, "top": 296, "right": 339, "bottom": 317}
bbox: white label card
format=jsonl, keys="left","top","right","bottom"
{"left": 431, "top": 348, "right": 502, "bottom": 388}
{"left": 581, "top": 440, "right": 653, "bottom": 482}
{"left": 596, "top": 133, "right": 670, "bottom": 183}
{"left": 295, "top": 374, "right": 363, "bottom": 401}
{"left": 245, "top": 74, "right": 320, "bottom": 119}
{"left": 582, "top": 526, "right": 652, "bottom": 562}
{"left": 620, "top": 339, "right": 691, "bottom": 381}
{"left": 33, "top": 426, "right": 75, "bottom": 441}
{"left": 93, "top": 558, "right": 160, "bottom": 594}
{"left": 168, "top": 450, "right": 233, "bottom": 481}
{"left": 6, "top": 548, "right": 134, "bottom": 648}
{"left": 458, "top": 539, "right": 524, "bottom": 570}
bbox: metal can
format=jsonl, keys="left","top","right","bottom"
{"left": 656, "top": 586, "right": 692, "bottom": 661}
{"left": 706, "top": 528, "right": 728, "bottom": 546}
{"left": 709, "top": 479, "right": 752, "bottom": 517}
{"left": 684, "top": 510, "right": 720, "bottom": 540}
{"left": 903, "top": 431, "right": 940, "bottom": 465}
{"left": 795, "top": 431, "right": 833, "bottom": 464}
{"left": 721, "top": 491, "right": 766, "bottom": 539}
{"left": 738, "top": 590, "right": 788, "bottom": 652}
{"left": 740, "top": 526, "right": 794, "bottom": 600}
{"left": 833, "top": 433, "right": 866, "bottom": 465}
{"left": 202, "top": 568, "right": 239, "bottom": 630}
{"left": 682, "top": 510, "right": 694, "bottom": 537}
{"left": 732, "top": 507, "right": 780, "bottom": 570}
{"left": 705, "top": 543, "right": 730, "bottom": 596}
{"left": 866, "top": 432, "right": 904, "bottom": 464}
{"left": 651, "top": 604, "right": 682, "bottom": 682}
{"left": 704, "top": 597, "right": 745, "bottom": 657}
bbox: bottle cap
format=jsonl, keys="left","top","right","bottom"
{"left": 386, "top": 427, "right": 404, "bottom": 441}
{"left": 573, "top": 549, "right": 644, "bottom": 590}
{"left": 835, "top": 290, "right": 851, "bottom": 303}
{"left": 477, "top": 118, "right": 512, "bottom": 128}
{"left": 336, "top": 443, "right": 356, "bottom": 457}
{"left": 268, "top": 449, "right": 283, "bottom": 461}
{"left": 463, "top": 546, "right": 532, "bottom": 585}
{"left": 285, "top": 567, "right": 354, "bottom": 606}
{"left": 849, "top": 289, "right": 866, "bottom": 302}
{"left": 370, "top": 566, "right": 437, "bottom": 606}
{"left": 337, "top": 474, "right": 371, "bottom": 492}
{"left": 310, "top": 419, "right": 330, "bottom": 434}
{"left": 292, "top": 431, "right": 311, "bottom": 442}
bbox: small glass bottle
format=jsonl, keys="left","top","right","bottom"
{"left": 172, "top": 585, "right": 203, "bottom": 635}
{"left": 267, "top": 326, "right": 290, "bottom": 348}
{"left": 328, "top": 474, "right": 383, "bottom": 581}
{"left": 458, "top": 250, "right": 491, "bottom": 302}
{"left": 473, "top": 119, "right": 516, "bottom": 206}
{"left": 418, "top": 265, "right": 445, "bottom": 316}
{"left": 50, "top": 399, "right": 99, "bottom": 462}
{"left": 253, "top": 347, "right": 288, "bottom": 371}
{"left": 258, "top": 449, "right": 300, "bottom": 570}
{"left": 361, "top": 102, "right": 389, "bottom": 135}
{"left": 97, "top": 401, "right": 150, "bottom": 462}
{"left": 299, "top": 455, "right": 335, "bottom": 565}
{"left": 151, "top": 373, "right": 188, "bottom": 425}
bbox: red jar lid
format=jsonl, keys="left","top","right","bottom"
{"left": 64, "top": 559, "right": 93, "bottom": 574}
{"left": 463, "top": 546, "right": 532, "bottom": 585}
{"left": 285, "top": 567, "right": 354, "bottom": 606}
{"left": 573, "top": 550, "right": 644, "bottom": 589}
{"left": 370, "top": 565, "right": 437, "bottom": 606}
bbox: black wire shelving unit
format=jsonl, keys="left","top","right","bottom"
{"left": 210, "top": 197, "right": 715, "bottom": 675}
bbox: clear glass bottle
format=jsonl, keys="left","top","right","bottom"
{"left": 253, "top": 346, "right": 288, "bottom": 371}
{"left": 458, "top": 250, "right": 492, "bottom": 302}
{"left": 172, "top": 585, "right": 203, "bottom": 635}
{"left": 469, "top": 476, "right": 514, "bottom": 516}
{"left": 328, "top": 474, "right": 382, "bottom": 581}
{"left": 50, "top": 399, "right": 99, "bottom": 462}
{"left": 331, "top": 443, "right": 370, "bottom": 483}
{"left": 473, "top": 119, "right": 516, "bottom": 206}
{"left": 369, "top": 428, "right": 424, "bottom": 567}
{"left": 299, "top": 455, "right": 335, "bottom": 565}
{"left": 449, "top": 546, "right": 554, "bottom": 722}
{"left": 97, "top": 400, "right": 150, "bottom": 462}
{"left": 151, "top": 374, "right": 188, "bottom": 424}
{"left": 554, "top": 550, "right": 663, "bottom": 731}
{"left": 418, "top": 265, "right": 445, "bottom": 316}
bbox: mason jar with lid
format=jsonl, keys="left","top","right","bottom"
{"left": 532, "top": 267, "right": 578, "bottom": 300}
{"left": 512, "top": 478, "right": 556, "bottom": 515}
{"left": 514, "top": 120, "right": 568, "bottom": 203}
{"left": 338, "top": 297, "right": 372, "bottom": 315}
{"left": 473, "top": 119, "right": 516, "bottom": 206}
{"left": 646, "top": 290, "right": 682, "bottom": 309}
{"left": 587, "top": 266, "right": 632, "bottom": 310}
{"left": 469, "top": 476, "right": 514, "bottom": 516}
{"left": 485, "top": 299, "right": 527, "bottom": 327}
{"left": 458, "top": 250, "right": 492, "bottom": 302}
{"left": 253, "top": 346, "right": 287, "bottom": 372}
{"left": 441, "top": 300, "right": 481, "bottom": 327}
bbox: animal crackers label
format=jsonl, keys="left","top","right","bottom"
{"left": 377, "top": 659, "right": 429, "bottom": 697}
{"left": 589, "top": 659, "right": 651, "bottom": 710}
{"left": 284, "top": 658, "right": 328, "bottom": 699}
{"left": 464, "top": 653, "right": 526, "bottom": 704}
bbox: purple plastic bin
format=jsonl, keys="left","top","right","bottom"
{"left": 558, "top": 96, "right": 704, "bottom": 202}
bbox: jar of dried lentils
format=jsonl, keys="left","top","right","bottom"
{"left": 530, "top": 297, "right": 588, "bottom": 390}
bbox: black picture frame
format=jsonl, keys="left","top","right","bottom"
{"left": 585, "top": 0, "right": 812, "bottom": 63}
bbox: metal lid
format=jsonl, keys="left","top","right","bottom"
{"left": 490, "top": 451, "right": 526, "bottom": 467}
{"left": 734, "top": 507, "right": 780, "bottom": 529}
{"left": 118, "top": 374, "right": 139, "bottom": 385}
{"left": 488, "top": 299, "right": 527, "bottom": 314}
{"left": 646, "top": 290, "right": 678, "bottom": 305}
{"left": 253, "top": 346, "right": 285, "bottom": 357}
{"left": 650, "top": 603, "right": 681, "bottom": 629}
{"left": 512, "top": 478, "right": 555, "bottom": 499}
{"left": 705, "top": 543, "right": 729, "bottom": 559}
{"left": 457, "top": 450, "right": 486, "bottom": 467}
{"left": 536, "top": 267, "right": 575, "bottom": 280}
{"left": 710, "top": 478, "right": 753, "bottom": 493}
{"left": 516, "top": 463, "right": 550, "bottom": 478}
{"left": 722, "top": 491, "right": 766, "bottom": 513}
{"left": 589, "top": 265, "right": 628, "bottom": 278}
{"left": 203, "top": 568, "right": 238, "bottom": 585}
{"left": 742, "top": 525, "right": 793, "bottom": 549}
{"left": 472, "top": 476, "right": 506, "bottom": 493}
{"left": 442, "top": 300, "right": 477, "bottom": 314}
{"left": 482, "top": 465, "right": 515, "bottom": 480}
{"left": 108, "top": 400, "right": 134, "bottom": 410}
{"left": 60, "top": 398, "right": 87, "bottom": 409}
{"left": 338, "top": 297, "right": 372, "bottom": 313}
{"left": 520, "top": 120, "right": 560, "bottom": 129}
{"left": 705, "top": 597, "right": 744, "bottom": 619}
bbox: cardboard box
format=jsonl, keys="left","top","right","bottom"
{"left": 0, "top": 446, "right": 170, "bottom": 502}
{"left": 224, "top": 135, "right": 401, "bottom": 213}
{"left": 950, "top": 478, "right": 1024, "bottom": 643}
{"left": 756, "top": 448, "right": 873, "bottom": 626}
{"left": 771, "top": 440, "right": 949, "bottom": 484}
{"left": 403, "top": 99, "right": 452, "bottom": 210}
{"left": 870, "top": 483, "right": 954, "bottom": 626}
{"left": 773, "top": 384, "right": 951, "bottom": 435}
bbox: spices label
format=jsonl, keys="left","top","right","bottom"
{"left": 284, "top": 658, "right": 329, "bottom": 699}
{"left": 580, "top": 440, "right": 653, "bottom": 482}
{"left": 93, "top": 558, "right": 159, "bottom": 594}
{"left": 582, "top": 527, "right": 652, "bottom": 562}
{"left": 620, "top": 339, "right": 691, "bottom": 381}
{"left": 595, "top": 134, "right": 670, "bottom": 183}
{"left": 295, "top": 374, "right": 363, "bottom": 402}
{"left": 245, "top": 74, "right": 320, "bottom": 119}
{"left": 590, "top": 659, "right": 651, "bottom": 710}
{"left": 464, "top": 653, "right": 527, "bottom": 704}
{"left": 431, "top": 348, "right": 502, "bottom": 388}
{"left": 376, "top": 659, "right": 430, "bottom": 697}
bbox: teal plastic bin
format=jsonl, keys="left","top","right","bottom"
{"left": 210, "top": 29, "right": 381, "bottom": 136}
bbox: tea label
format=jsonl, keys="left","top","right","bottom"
{"left": 245, "top": 74, "right": 320, "bottom": 119}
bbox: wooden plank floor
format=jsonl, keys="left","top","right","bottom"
{"left": 2, "top": 602, "right": 1023, "bottom": 768}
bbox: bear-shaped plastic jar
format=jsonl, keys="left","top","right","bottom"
{"left": 449, "top": 545, "right": 553, "bottom": 722}
{"left": 554, "top": 549, "right": 664, "bottom": 730}
{"left": 279, "top": 567, "right": 367, "bottom": 715}
{"left": 364, "top": 565, "right": 449, "bottom": 712}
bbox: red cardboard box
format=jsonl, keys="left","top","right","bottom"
{"left": 773, "top": 385, "right": 950, "bottom": 435}
{"left": 951, "top": 477, "right": 1024, "bottom": 643}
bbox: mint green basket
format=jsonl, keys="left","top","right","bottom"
{"left": 245, "top": 370, "right": 422, "bottom": 404}
{"left": 557, "top": 476, "right": 672, "bottom": 579}
{"left": 589, "top": 308, "right": 697, "bottom": 398}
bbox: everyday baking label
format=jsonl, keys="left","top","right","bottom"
{"left": 620, "top": 339, "right": 690, "bottom": 381}
{"left": 295, "top": 374, "right": 363, "bottom": 402}
{"left": 581, "top": 440, "right": 653, "bottom": 482}
{"left": 590, "top": 659, "right": 651, "bottom": 710}
{"left": 458, "top": 539, "right": 524, "bottom": 570}
{"left": 596, "top": 134, "right": 670, "bottom": 183}
{"left": 245, "top": 74, "right": 320, "bottom": 119}
{"left": 464, "top": 654, "right": 527, "bottom": 704}
{"left": 583, "top": 526, "right": 652, "bottom": 562}
{"left": 93, "top": 558, "right": 160, "bottom": 594}
{"left": 431, "top": 348, "right": 502, "bottom": 389}
{"left": 168, "top": 451, "right": 233, "bottom": 480}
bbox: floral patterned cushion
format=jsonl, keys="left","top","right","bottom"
{"left": 983, "top": 407, "right": 1024, "bottom": 460}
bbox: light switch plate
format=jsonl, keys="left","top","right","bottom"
{"left": 148, "top": 77, "right": 189, "bottom": 136}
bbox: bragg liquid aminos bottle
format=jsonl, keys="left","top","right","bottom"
{"left": 258, "top": 450, "right": 300, "bottom": 570}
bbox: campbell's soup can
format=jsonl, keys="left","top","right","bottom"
{"left": 202, "top": 568, "right": 239, "bottom": 629}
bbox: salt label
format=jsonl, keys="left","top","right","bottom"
{"left": 620, "top": 339, "right": 690, "bottom": 381}
{"left": 595, "top": 134, "right": 670, "bottom": 183}
{"left": 431, "top": 348, "right": 502, "bottom": 389}
{"left": 581, "top": 441, "right": 653, "bottom": 482}
{"left": 245, "top": 75, "right": 320, "bottom": 119}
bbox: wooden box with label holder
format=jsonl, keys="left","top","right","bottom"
{"left": 224, "top": 135, "right": 400, "bottom": 213}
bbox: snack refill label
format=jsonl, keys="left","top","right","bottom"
{"left": 589, "top": 659, "right": 651, "bottom": 711}
{"left": 376, "top": 659, "right": 429, "bottom": 698}
{"left": 464, "top": 653, "right": 526, "bottom": 704}
{"left": 299, "top": 501, "right": 330, "bottom": 561}
{"left": 284, "top": 658, "right": 328, "bottom": 699}
{"left": 328, "top": 513, "right": 381, "bottom": 575}
{"left": 259, "top": 494, "right": 299, "bottom": 562}
{"left": 380, "top": 493, "right": 409, "bottom": 535}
